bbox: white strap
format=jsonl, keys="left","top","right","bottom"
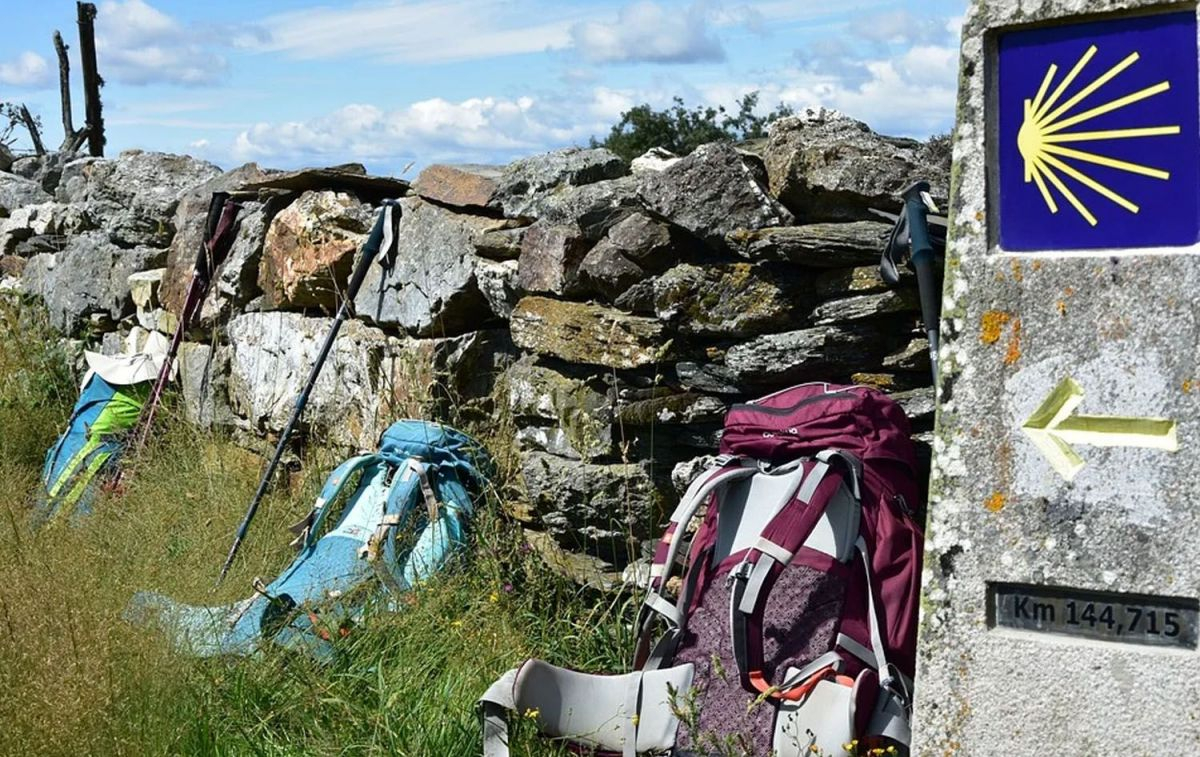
{"left": 648, "top": 464, "right": 756, "bottom": 612}
{"left": 737, "top": 554, "right": 776, "bottom": 615}
{"left": 836, "top": 632, "right": 876, "bottom": 670}
{"left": 855, "top": 536, "right": 891, "bottom": 687}
{"left": 645, "top": 593, "right": 683, "bottom": 629}
{"left": 776, "top": 650, "right": 845, "bottom": 692}
{"left": 795, "top": 461, "right": 830, "bottom": 503}
{"left": 754, "top": 536, "right": 794, "bottom": 565}
{"left": 405, "top": 458, "right": 440, "bottom": 522}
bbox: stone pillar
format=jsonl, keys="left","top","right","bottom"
{"left": 916, "top": 1, "right": 1200, "bottom": 752}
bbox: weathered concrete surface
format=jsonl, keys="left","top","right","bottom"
{"left": 915, "top": 2, "right": 1200, "bottom": 754}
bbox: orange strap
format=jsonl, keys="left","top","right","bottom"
{"left": 748, "top": 665, "right": 855, "bottom": 701}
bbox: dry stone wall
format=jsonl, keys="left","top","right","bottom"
{"left": 0, "top": 109, "right": 948, "bottom": 588}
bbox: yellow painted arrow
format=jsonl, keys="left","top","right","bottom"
{"left": 1021, "top": 377, "right": 1178, "bottom": 481}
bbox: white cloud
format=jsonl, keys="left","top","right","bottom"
{"left": 570, "top": 2, "right": 724, "bottom": 64}
{"left": 853, "top": 9, "right": 951, "bottom": 46}
{"left": 256, "top": 0, "right": 583, "bottom": 64}
{"left": 97, "top": 0, "right": 229, "bottom": 86}
{"left": 0, "top": 51, "right": 52, "bottom": 88}
{"left": 229, "top": 89, "right": 631, "bottom": 169}
{"left": 779, "top": 7, "right": 960, "bottom": 136}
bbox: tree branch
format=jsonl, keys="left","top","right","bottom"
{"left": 19, "top": 105, "right": 45, "bottom": 157}
{"left": 54, "top": 31, "right": 77, "bottom": 149}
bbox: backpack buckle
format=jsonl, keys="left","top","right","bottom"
{"left": 725, "top": 560, "right": 752, "bottom": 588}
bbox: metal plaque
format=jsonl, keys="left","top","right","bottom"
{"left": 988, "top": 582, "right": 1199, "bottom": 649}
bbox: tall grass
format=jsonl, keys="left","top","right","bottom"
{"left": 0, "top": 299, "right": 635, "bottom": 756}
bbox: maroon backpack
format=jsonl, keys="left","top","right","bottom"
{"left": 480, "top": 382, "right": 924, "bottom": 757}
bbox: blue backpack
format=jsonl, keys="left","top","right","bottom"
{"left": 130, "top": 420, "right": 493, "bottom": 656}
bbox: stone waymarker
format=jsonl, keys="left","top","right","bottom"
{"left": 916, "top": 1, "right": 1200, "bottom": 753}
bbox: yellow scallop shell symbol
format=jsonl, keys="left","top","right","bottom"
{"left": 1017, "top": 44, "right": 1180, "bottom": 226}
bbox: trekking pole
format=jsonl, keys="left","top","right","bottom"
{"left": 217, "top": 199, "right": 401, "bottom": 585}
{"left": 118, "top": 192, "right": 242, "bottom": 483}
{"left": 900, "top": 181, "right": 941, "bottom": 385}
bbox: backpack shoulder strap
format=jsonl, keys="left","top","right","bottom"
{"left": 729, "top": 450, "right": 863, "bottom": 696}
{"left": 634, "top": 457, "right": 756, "bottom": 669}
{"left": 288, "top": 454, "right": 381, "bottom": 551}
{"left": 367, "top": 457, "right": 476, "bottom": 594}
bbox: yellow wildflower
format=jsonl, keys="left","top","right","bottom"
{"left": 489, "top": 591, "right": 499, "bottom": 603}
{"left": 523, "top": 707, "right": 540, "bottom": 720}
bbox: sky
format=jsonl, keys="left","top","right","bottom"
{"left": 0, "top": 0, "right": 966, "bottom": 176}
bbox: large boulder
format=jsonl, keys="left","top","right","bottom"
{"left": 762, "top": 110, "right": 948, "bottom": 221}
{"left": 55, "top": 150, "right": 223, "bottom": 247}
{"left": 493, "top": 148, "right": 628, "bottom": 218}
{"left": 507, "top": 356, "right": 613, "bottom": 461}
{"left": 0, "top": 174, "right": 52, "bottom": 216}
{"left": 577, "top": 212, "right": 690, "bottom": 302}
{"left": 728, "top": 221, "right": 890, "bottom": 267}
{"left": 177, "top": 341, "right": 241, "bottom": 430}
{"left": 428, "top": 328, "right": 519, "bottom": 408}
{"left": 226, "top": 313, "right": 415, "bottom": 448}
{"left": 475, "top": 258, "right": 521, "bottom": 319}
{"left": 20, "top": 231, "right": 163, "bottom": 334}
{"left": 510, "top": 296, "right": 671, "bottom": 370}
{"left": 258, "top": 190, "right": 373, "bottom": 311}
{"left": 810, "top": 289, "right": 920, "bottom": 325}
{"left": 517, "top": 220, "right": 589, "bottom": 296}
{"left": 199, "top": 198, "right": 277, "bottom": 324}
{"left": 576, "top": 238, "right": 645, "bottom": 302}
{"left": 474, "top": 225, "right": 526, "bottom": 261}
{"left": 354, "top": 196, "right": 503, "bottom": 337}
{"left": 604, "top": 212, "right": 686, "bottom": 272}
{"left": 0, "top": 202, "right": 92, "bottom": 254}
{"left": 238, "top": 163, "right": 408, "bottom": 203}
{"left": 639, "top": 142, "right": 793, "bottom": 248}
{"left": 11, "top": 152, "right": 73, "bottom": 194}
{"left": 652, "top": 262, "right": 806, "bottom": 337}
{"left": 721, "top": 321, "right": 911, "bottom": 387}
{"left": 813, "top": 265, "right": 897, "bottom": 299}
{"left": 127, "top": 268, "right": 170, "bottom": 332}
{"left": 520, "top": 176, "right": 644, "bottom": 241}
{"left": 519, "top": 450, "right": 665, "bottom": 565}
{"left": 54, "top": 157, "right": 104, "bottom": 203}
{"left": 159, "top": 163, "right": 279, "bottom": 318}
{"left": 412, "top": 164, "right": 502, "bottom": 210}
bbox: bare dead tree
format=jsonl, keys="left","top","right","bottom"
{"left": 54, "top": 32, "right": 73, "bottom": 138}
{"left": 52, "top": 30, "right": 90, "bottom": 154}
{"left": 18, "top": 105, "right": 45, "bottom": 156}
{"left": 77, "top": 2, "right": 105, "bottom": 157}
